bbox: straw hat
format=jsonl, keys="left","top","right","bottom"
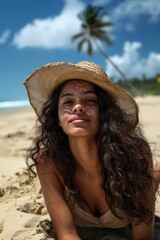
{"left": 24, "top": 61, "right": 139, "bottom": 127}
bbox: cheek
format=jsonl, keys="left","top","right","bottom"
{"left": 87, "top": 106, "right": 99, "bottom": 118}
{"left": 58, "top": 108, "right": 68, "bottom": 129}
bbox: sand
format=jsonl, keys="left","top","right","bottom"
{"left": 0, "top": 96, "right": 160, "bottom": 239}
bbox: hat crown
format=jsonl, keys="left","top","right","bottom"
{"left": 77, "top": 61, "right": 108, "bottom": 78}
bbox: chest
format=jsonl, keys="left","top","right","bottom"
{"left": 75, "top": 176, "right": 109, "bottom": 217}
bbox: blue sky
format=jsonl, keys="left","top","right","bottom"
{"left": 0, "top": 0, "right": 160, "bottom": 101}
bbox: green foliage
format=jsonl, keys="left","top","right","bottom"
{"left": 117, "top": 78, "right": 160, "bottom": 96}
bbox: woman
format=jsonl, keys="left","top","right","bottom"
{"left": 24, "top": 61, "right": 160, "bottom": 240}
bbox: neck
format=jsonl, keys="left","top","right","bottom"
{"left": 68, "top": 137, "right": 100, "bottom": 176}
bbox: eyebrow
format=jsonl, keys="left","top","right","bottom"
{"left": 60, "top": 90, "right": 97, "bottom": 99}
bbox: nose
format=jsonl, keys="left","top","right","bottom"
{"left": 72, "top": 103, "right": 85, "bottom": 114}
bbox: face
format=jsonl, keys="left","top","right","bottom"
{"left": 58, "top": 80, "right": 100, "bottom": 138}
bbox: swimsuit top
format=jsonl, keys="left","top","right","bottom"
{"left": 65, "top": 186, "right": 130, "bottom": 228}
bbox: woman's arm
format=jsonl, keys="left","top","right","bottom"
{"left": 36, "top": 153, "right": 80, "bottom": 240}
{"left": 131, "top": 221, "right": 154, "bottom": 240}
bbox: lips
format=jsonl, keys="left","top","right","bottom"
{"left": 69, "top": 115, "right": 90, "bottom": 123}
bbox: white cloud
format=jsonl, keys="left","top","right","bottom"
{"left": 0, "top": 29, "right": 11, "bottom": 44}
{"left": 112, "top": 0, "right": 160, "bottom": 22}
{"left": 111, "top": 0, "right": 160, "bottom": 31}
{"left": 106, "top": 41, "right": 160, "bottom": 80}
{"left": 12, "top": 0, "right": 84, "bottom": 49}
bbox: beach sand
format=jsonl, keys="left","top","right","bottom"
{"left": 0, "top": 96, "right": 160, "bottom": 239}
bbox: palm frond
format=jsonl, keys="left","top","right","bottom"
{"left": 76, "top": 38, "right": 93, "bottom": 56}
{"left": 86, "top": 39, "right": 93, "bottom": 56}
{"left": 94, "top": 32, "right": 112, "bottom": 44}
{"left": 77, "top": 39, "right": 87, "bottom": 52}
{"left": 71, "top": 32, "right": 85, "bottom": 41}
{"left": 94, "top": 29, "right": 112, "bottom": 35}
{"left": 93, "top": 21, "right": 113, "bottom": 28}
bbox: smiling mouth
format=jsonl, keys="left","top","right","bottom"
{"left": 71, "top": 119, "right": 89, "bottom": 123}
{"left": 69, "top": 116, "right": 90, "bottom": 123}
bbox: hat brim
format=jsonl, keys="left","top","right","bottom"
{"left": 24, "top": 61, "right": 139, "bottom": 127}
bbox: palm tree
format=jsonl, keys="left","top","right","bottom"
{"left": 71, "top": 4, "right": 136, "bottom": 93}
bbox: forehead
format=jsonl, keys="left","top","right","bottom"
{"left": 60, "top": 79, "right": 95, "bottom": 94}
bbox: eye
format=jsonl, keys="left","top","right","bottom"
{"left": 85, "top": 98, "right": 98, "bottom": 104}
{"left": 62, "top": 99, "right": 74, "bottom": 105}
{"left": 87, "top": 99, "right": 96, "bottom": 102}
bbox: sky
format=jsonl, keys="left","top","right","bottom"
{"left": 0, "top": 0, "right": 160, "bottom": 102}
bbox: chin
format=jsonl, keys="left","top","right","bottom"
{"left": 68, "top": 130, "right": 97, "bottom": 138}
{"left": 69, "top": 132, "right": 89, "bottom": 137}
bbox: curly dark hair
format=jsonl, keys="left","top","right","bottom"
{"left": 26, "top": 81, "right": 154, "bottom": 224}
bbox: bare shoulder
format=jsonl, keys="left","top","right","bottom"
{"left": 36, "top": 148, "right": 64, "bottom": 184}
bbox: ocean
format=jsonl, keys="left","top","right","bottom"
{"left": 0, "top": 100, "right": 30, "bottom": 110}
